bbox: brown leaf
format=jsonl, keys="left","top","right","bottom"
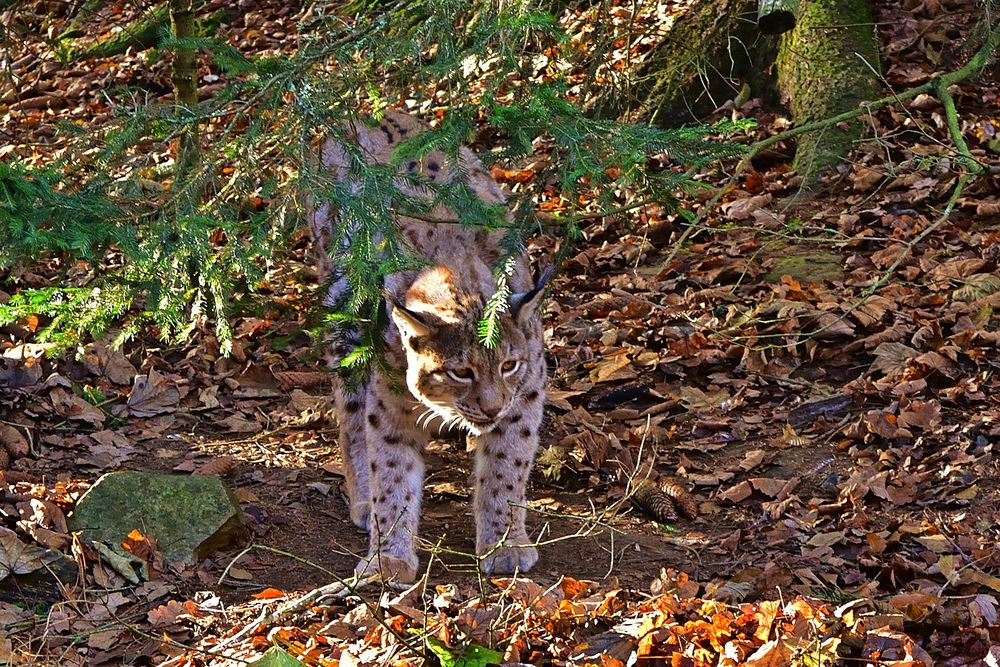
{"left": 589, "top": 351, "right": 635, "bottom": 383}
{"left": 747, "top": 477, "right": 786, "bottom": 498}
{"left": 722, "top": 193, "right": 772, "bottom": 221}
{"left": 952, "top": 273, "right": 1000, "bottom": 302}
{"left": 862, "top": 629, "right": 933, "bottom": 666}
{"left": 851, "top": 166, "right": 883, "bottom": 192}
{"left": 866, "top": 533, "right": 887, "bottom": 555}
{"left": 976, "top": 200, "right": 1000, "bottom": 216}
{"left": 914, "top": 534, "right": 950, "bottom": 553}
{"left": 926, "top": 258, "right": 986, "bottom": 286}
{"left": 49, "top": 388, "right": 105, "bottom": 427}
{"left": 967, "top": 570, "right": 1000, "bottom": 593}
{"left": 26, "top": 498, "right": 68, "bottom": 533}
{"left": 147, "top": 600, "right": 186, "bottom": 628}
{"left": 889, "top": 591, "right": 941, "bottom": 619}
{"left": 719, "top": 480, "right": 753, "bottom": 503}
{"left": 273, "top": 370, "right": 330, "bottom": 390}
{"left": 81, "top": 343, "right": 137, "bottom": 385}
{"left": 219, "top": 414, "right": 261, "bottom": 433}
{"left": 127, "top": 369, "right": 180, "bottom": 417}
{"left": 870, "top": 342, "right": 917, "bottom": 377}
{"left": 18, "top": 523, "right": 70, "bottom": 551}
{"left": 913, "top": 350, "right": 955, "bottom": 376}
{"left": 0, "top": 527, "right": 61, "bottom": 580}
{"left": 807, "top": 531, "right": 845, "bottom": 547}
{"left": 678, "top": 386, "right": 730, "bottom": 411}
{"left": 852, "top": 295, "right": 894, "bottom": 328}
{"left": 863, "top": 410, "right": 899, "bottom": 439}
{"left": 738, "top": 449, "right": 771, "bottom": 471}
{"left": 744, "top": 638, "right": 794, "bottom": 667}
{"left": 896, "top": 400, "right": 941, "bottom": 431}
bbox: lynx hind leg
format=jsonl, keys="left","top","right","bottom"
{"left": 471, "top": 384, "right": 545, "bottom": 575}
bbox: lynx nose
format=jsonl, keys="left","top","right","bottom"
{"left": 480, "top": 405, "right": 501, "bottom": 420}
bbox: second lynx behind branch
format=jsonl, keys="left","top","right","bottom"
{"left": 309, "top": 111, "right": 550, "bottom": 583}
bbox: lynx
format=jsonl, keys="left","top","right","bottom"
{"left": 309, "top": 111, "right": 548, "bottom": 583}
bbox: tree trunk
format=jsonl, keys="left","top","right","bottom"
{"left": 169, "top": 0, "right": 201, "bottom": 192}
{"left": 776, "top": 0, "right": 879, "bottom": 187}
{"left": 619, "top": 0, "right": 779, "bottom": 124}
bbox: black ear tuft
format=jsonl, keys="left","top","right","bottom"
{"left": 510, "top": 266, "right": 553, "bottom": 324}
{"left": 386, "top": 292, "right": 434, "bottom": 338}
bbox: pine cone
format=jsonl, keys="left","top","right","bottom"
{"left": 273, "top": 371, "right": 330, "bottom": 391}
{"left": 633, "top": 482, "right": 677, "bottom": 523}
{"left": 0, "top": 425, "right": 29, "bottom": 459}
{"left": 661, "top": 480, "right": 698, "bottom": 518}
{"left": 193, "top": 456, "right": 238, "bottom": 477}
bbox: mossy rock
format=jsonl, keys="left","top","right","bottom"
{"left": 68, "top": 471, "right": 246, "bottom": 563}
{"left": 764, "top": 250, "right": 843, "bottom": 284}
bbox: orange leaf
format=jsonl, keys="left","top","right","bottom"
{"left": 559, "top": 576, "right": 590, "bottom": 599}
{"left": 122, "top": 528, "right": 157, "bottom": 560}
{"left": 252, "top": 587, "right": 286, "bottom": 600}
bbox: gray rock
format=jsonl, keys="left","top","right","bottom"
{"left": 69, "top": 471, "right": 246, "bottom": 563}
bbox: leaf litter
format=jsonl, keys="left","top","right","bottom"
{"left": 0, "top": 0, "right": 999, "bottom": 664}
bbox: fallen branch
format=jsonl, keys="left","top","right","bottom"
{"left": 210, "top": 544, "right": 418, "bottom": 657}
{"left": 206, "top": 573, "right": 380, "bottom": 655}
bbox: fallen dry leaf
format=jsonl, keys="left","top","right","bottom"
{"left": 81, "top": 343, "right": 137, "bottom": 385}
{"left": 127, "top": 369, "right": 181, "bottom": 417}
{"left": 49, "top": 388, "right": 105, "bottom": 427}
{"left": 0, "top": 527, "right": 61, "bottom": 580}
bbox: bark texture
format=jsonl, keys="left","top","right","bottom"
{"left": 776, "top": 0, "right": 879, "bottom": 186}
{"left": 626, "top": 0, "right": 778, "bottom": 124}
{"left": 169, "top": 0, "right": 201, "bottom": 187}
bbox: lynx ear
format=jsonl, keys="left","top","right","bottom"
{"left": 390, "top": 298, "right": 434, "bottom": 338}
{"left": 510, "top": 266, "right": 553, "bottom": 325}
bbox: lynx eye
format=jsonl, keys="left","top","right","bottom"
{"left": 446, "top": 367, "right": 476, "bottom": 382}
{"left": 500, "top": 360, "right": 520, "bottom": 375}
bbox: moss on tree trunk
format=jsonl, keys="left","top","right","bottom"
{"left": 625, "top": 0, "right": 778, "bottom": 124}
{"left": 776, "top": 0, "right": 879, "bottom": 187}
{"left": 64, "top": 3, "right": 229, "bottom": 62}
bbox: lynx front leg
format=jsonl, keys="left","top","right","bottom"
{"left": 355, "top": 381, "right": 427, "bottom": 583}
{"left": 472, "top": 387, "right": 544, "bottom": 575}
{"left": 333, "top": 377, "right": 371, "bottom": 530}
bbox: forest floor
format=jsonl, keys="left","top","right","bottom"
{"left": 1, "top": 0, "right": 1000, "bottom": 665}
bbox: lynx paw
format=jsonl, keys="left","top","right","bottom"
{"left": 355, "top": 552, "right": 419, "bottom": 583}
{"left": 350, "top": 501, "right": 371, "bottom": 531}
{"left": 481, "top": 543, "right": 538, "bottom": 575}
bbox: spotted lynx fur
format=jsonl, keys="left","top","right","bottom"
{"left": 309, "top": 111, "right": 548, "bottom": 582}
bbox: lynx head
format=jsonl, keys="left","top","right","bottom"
{"left": 390, "top": 266, "right": 548, "bottom": 435}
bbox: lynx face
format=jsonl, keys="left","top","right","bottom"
{"left": 393, "top": 309, "right": 534, "bottom": 435}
